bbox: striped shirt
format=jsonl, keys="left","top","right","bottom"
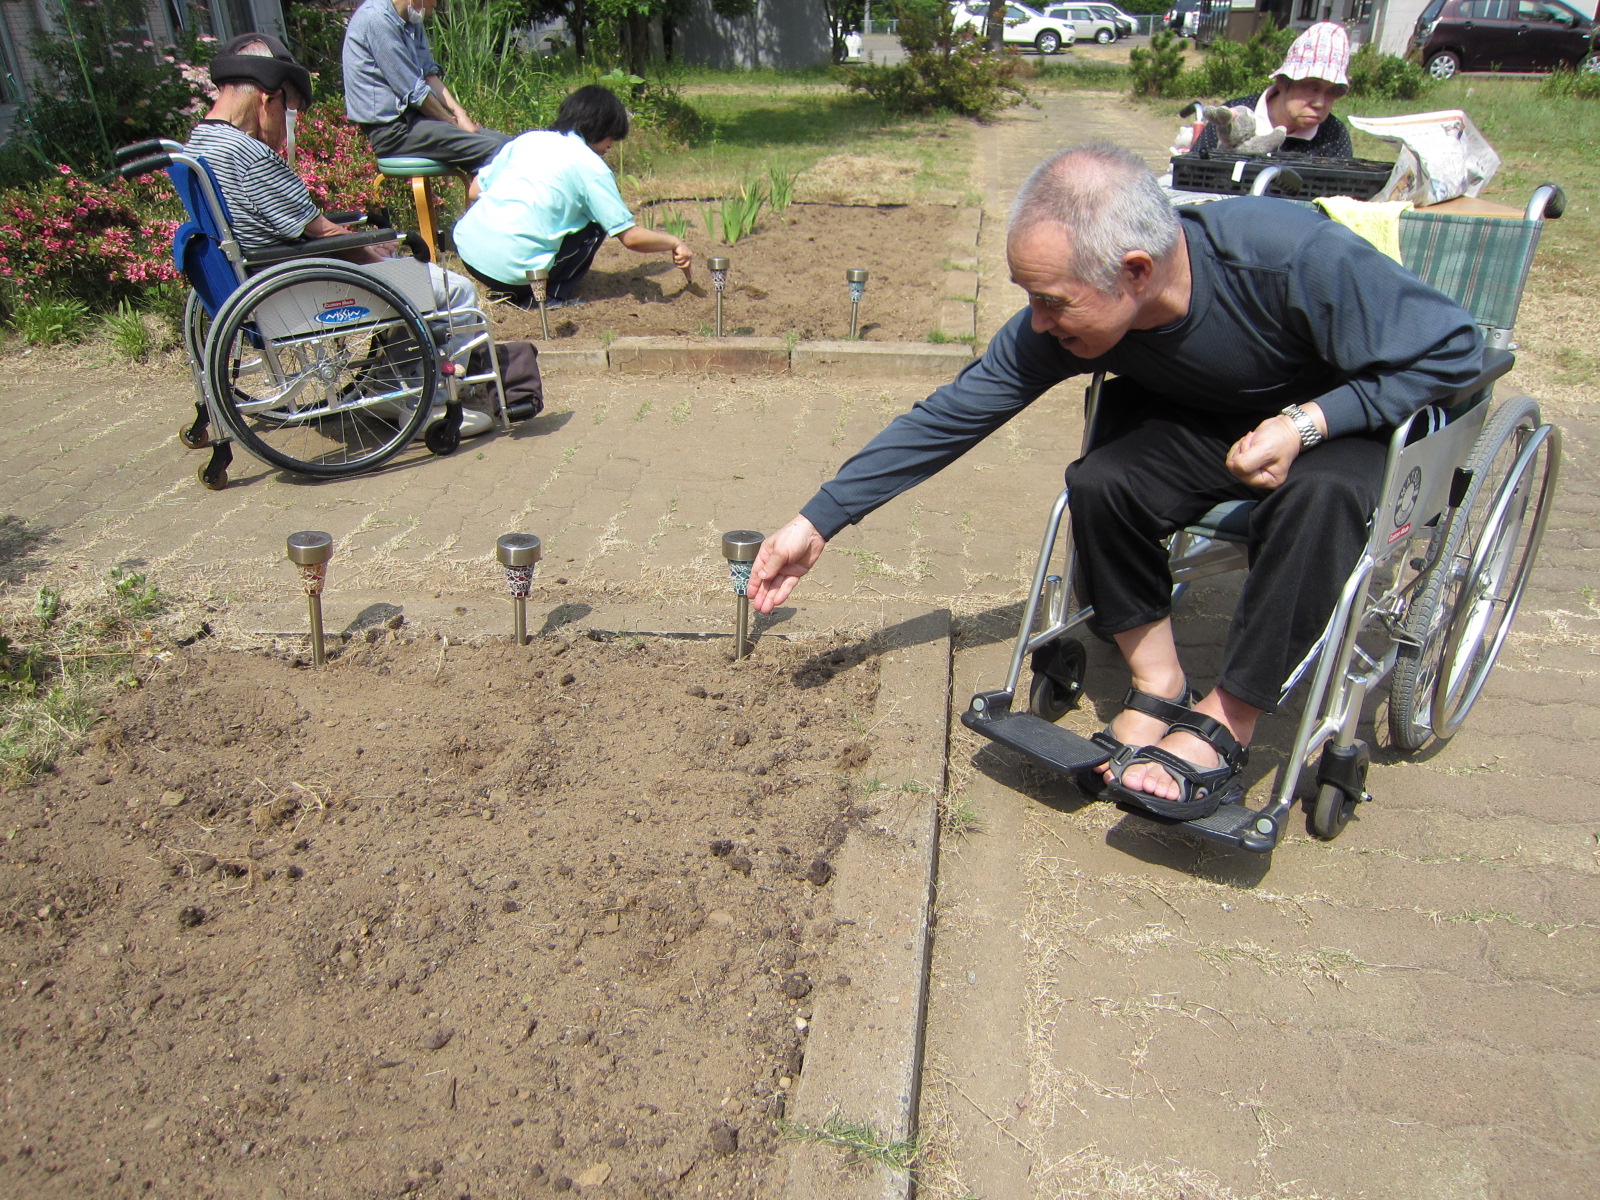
{"left": 184, "top": 120, "right": 320, "bottom": 251}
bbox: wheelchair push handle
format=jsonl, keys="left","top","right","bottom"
{"left": 1529, "top": 183, "right": 1565, "bottom": 221}
{"left": 114, "top": 139, "right": 168, "bottom": 164}
{"left": 118, "top": 153, "right": 173, "bottom": 181}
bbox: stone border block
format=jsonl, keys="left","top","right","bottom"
{"left": 607, "top": 336, "right": 789, "bottom": 374}
{"left": 791, "top": 341, "right": 972, "bottom": 376}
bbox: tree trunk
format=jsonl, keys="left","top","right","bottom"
{"left": 986, "top": 0, "right": 1007, "bottom": 50}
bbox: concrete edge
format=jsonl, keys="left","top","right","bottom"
{"left": 779, "top": 606, "right": 950, "bottom": 1200}
{"left": 536, "top": 338, "right": 975, "bottom": 376}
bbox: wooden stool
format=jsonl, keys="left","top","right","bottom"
{"left": 375, "top": 156, "right": 456, "bottom": 261}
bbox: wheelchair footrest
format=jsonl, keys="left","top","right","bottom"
{"left": 1113, "top": 797, "right": 1284, "bottom": 853}
{"left": 961, "top": 699, "right": 1111, "bottom": 774}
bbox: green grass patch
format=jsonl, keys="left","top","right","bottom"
{"left": 777, "top": 1113, "right": 921, "bottom": 1172}
{"left": 1, "top": 569, "right": 173, "bottom": 786}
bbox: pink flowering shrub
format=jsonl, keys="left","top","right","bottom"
{"left": 294, "top": 110, "right": 383, "bottom": 211}
{"left": 0, "top": 166, "right": 180, "bottom": 311}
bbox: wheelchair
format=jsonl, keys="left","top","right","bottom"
{"left": 962, "top": 184, "right": 1565, "bottom": 854}
{"left": 115, "top": 140, "right": 520, "bottom": 490}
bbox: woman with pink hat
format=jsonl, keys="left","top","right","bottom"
{"left": 1191, "top": 22, "right": 1355, "bottom": 158}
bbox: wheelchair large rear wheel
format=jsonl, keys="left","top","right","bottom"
{"left": 1388, "top": 395, "right": 1557, "bottom": 748}
{"left": 205, "top": 260, "right": 437, "bottom": 479}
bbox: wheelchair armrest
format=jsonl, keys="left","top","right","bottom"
{"left": 1458, "top": 347, "right": 1515, "bottom": 396}
{"left": 322, "top": 210, "right": 367, "bottom": 227}
{"left": 242, "top": 227, "right": 403, "bottom": 267}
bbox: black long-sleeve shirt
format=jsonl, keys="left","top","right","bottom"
{"left": 800, "top": 198, "right": 1483, "bottom": 540}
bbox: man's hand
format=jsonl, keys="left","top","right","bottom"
{"left": 1226, "top": 403, "right": 1326, "bottom": 489}
{"left": 746, "top": 515, "right": 826, "bottom": 614}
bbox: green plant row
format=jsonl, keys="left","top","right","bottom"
{"left": 1131, "top": 27, "right": 1431, "bottom": 102}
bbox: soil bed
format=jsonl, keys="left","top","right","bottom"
{"left": 483, "top": 202, "right": 956, "bottom": 346}
{"left": 0, "top": 630, "right": 884, "bottom": 1199}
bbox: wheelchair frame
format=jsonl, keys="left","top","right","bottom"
{"left": 116, "top": 139, "right": 513, "bottom": 490}
{"left": 962, "top": 185, "right": 1565, "bottom": 854}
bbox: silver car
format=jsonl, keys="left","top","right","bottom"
{"left": 1045, "top": 3, "right": 1120, "bottom": 42}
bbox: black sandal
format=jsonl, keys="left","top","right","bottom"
{"left": 1105, "top": 710, "right": 1249, "bottom": 821}
{"left": 1075, "top": 684, "right": 1196, "bottom": 797}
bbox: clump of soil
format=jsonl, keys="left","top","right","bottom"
{"left": 0, "top": 631, "right": 882, "bottom": 1199}
{"left": 484, "top": 202, "right": 956, "bottom": 346}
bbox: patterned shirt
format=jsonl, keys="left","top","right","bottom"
{"left": 184, "top": 120, "right": 319, "bottom": 250}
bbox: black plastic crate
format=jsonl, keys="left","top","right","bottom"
{"left": 1170, "top": 152, "right": 1394, "bottom": 200}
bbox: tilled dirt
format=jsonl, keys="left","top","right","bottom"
{"left": 482, "top": 202, "right": 956, "bottom": 346}
{"left": 0, "top": 630, "right": 886, "bottom": 1199}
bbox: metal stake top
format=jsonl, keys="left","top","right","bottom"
{"left": 721, "top": 530, "right": 764, "bottom": 562}
{"left": 496, "top": 533, "right": 543, "bottom": 567}
{"left": 846, "top": 268, "right": 869, "bottom": 284}
{"left": 709, "top": 256, "right": 730, "bottom": 271}
{"left": 286, "top": 530, "right": 333, "bottom": 565}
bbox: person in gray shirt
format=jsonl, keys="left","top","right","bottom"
{"left": 745, "top": 143, "right": 1483, "bottom": 820}
{"left": 342, "top": 0, "right": 510, "bottom": 176}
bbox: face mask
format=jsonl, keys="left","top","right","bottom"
{"left": 284, "top": 107, "right": 298, "bottom": 169}
{"left": 406, "top": 2, "right": 426, "bottom": 23}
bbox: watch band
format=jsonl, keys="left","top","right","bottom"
{"left": 1281, "top": 403, "right": 1323, "bottom": 448}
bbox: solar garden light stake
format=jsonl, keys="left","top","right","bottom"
{"left": 528, "top": 268, "right": 551, "bottom": 340}
{"left": 720, "top": 529, "right": 764, "bottom": 660}
{"left": 495, "top": 533, "right": 543, "bottom": 645}
{"left": 846, "top": 268, "right": 868, "bottom": 340}
{"left": 709, "top": 256, "right": 730, "bottom": 338}
{"left": 285, "top": 531, "right": 334, "bottom": 667}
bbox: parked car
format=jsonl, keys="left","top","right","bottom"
{"left": 1162, "top": 0, "right": 1204, "bottom": 36}
{"left": 1409, "top": 0, "right": 1599, "bottom": 79}
{"left": 1087, "top": 3, "right": 1140, "bottom": 37}
{"left": 951, "top": 1, "right": 1078, "bottom": 53}
{"left": 1045, "top": 4, "right": 1120, "bottom": 42}
{"left": 1163, "top": 0, "right": 1228, "bottom": 43}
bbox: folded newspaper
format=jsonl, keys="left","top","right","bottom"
{"left": 1347, "top": 109, "right": 1500, "bottom": 206}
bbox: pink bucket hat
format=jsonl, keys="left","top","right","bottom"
{"left": 1273, "top": 22, "right": 1351, "bottom": 86}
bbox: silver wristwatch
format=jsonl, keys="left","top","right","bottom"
{"left": 1281, "top": 403, "right": 1324, "bottom": 449}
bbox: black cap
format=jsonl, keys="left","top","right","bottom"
{"left": 209, "top": 32, "right": 314, "bottom": 109}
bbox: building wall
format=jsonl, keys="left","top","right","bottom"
{"left": 677, "top": 0, "right": 831, "bottom": 70}
{"left": 0, "top": 0, "right": 285, "bottom": 105}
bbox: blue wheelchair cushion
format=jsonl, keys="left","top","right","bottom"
{"left": 1185, "top": 499, "right": 1255, "bottom": 542}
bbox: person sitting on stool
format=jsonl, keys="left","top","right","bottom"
{"left": 452, "top": 85, "right": 693, "bottom": 309}
{"left": 342, "top": 0, "right": 510, "bottom": 178}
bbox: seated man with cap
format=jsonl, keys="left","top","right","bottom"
{"left": 185, "top": 34, "right": 491, "bottom": 437}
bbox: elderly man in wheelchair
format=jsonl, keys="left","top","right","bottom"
{"left": 747, "top": 142, "right": 1559, "bottom": 853}
{"left": 117, "top": 34, "right": 505, "bottom": 488}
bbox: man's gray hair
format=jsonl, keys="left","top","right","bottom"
{"left": 1008, "top": 142, "right": 1180, "bottom": 294}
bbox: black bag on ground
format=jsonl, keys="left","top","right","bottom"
{"left": 472, "top": 340, "right": 543, "bottom": 421}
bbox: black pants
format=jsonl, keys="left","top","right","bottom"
{"left": 1063, "top": 383, "right": 1387, "bottom": 713}
{"left": 462, "top": 223, "right": 607, "bottom": 306}
{"left": 363, "top": 114, "right": 511, "bottom": 174}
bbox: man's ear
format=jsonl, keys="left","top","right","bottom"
{"left": 1120, "top": 250, "right": 1156, "bottom": 293}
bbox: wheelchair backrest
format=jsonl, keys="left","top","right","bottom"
{"left": 1397, "top": 209, "right": 1546, "bottom": 349}
{"left": 166, "top": 156, "right": 247, "bottom": 319}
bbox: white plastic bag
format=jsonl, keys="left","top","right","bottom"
{"left": 1347, "top": 109, "right": 1500, "bottom": 206}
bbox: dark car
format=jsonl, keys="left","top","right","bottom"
{"left": 1410, "top": 0, "right": 1599, "bottom": 79}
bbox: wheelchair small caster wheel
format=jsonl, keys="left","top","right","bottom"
{"left": 1029, "top": 637, "right": 1087, "bottom": 723}
{"left": 1310, "top": 783, "right": 1358, "bottom": 839}
{"left": 425, "top": 418, "right": 461, "bottom": 456}
{"left": 178, "top": 423, "right": 210, "bottom": 450}
{"left": 198, "top": 463, "right": 228, "bottom": 491}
